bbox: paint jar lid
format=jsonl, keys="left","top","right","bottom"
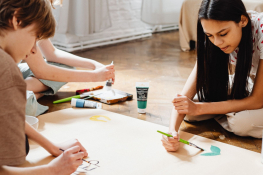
{"left": 138, "top": 108, "right": 146, "bottom": 113}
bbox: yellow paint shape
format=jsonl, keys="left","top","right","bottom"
{"left": 90, "top": 115, "right": 111, "bottom": 122}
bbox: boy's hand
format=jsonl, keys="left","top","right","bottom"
{"left": 48, "top": 146, "right": 84, "bottom": 175}
{"left": 161, "top": 131, "right": 180, "bottom": 152}
{"left": 93, "top": 64, "right": 115, "bottom": 82}
{"left": 52, "top": 139, "right": 88, "bottom": 157}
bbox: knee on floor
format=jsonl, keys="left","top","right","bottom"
{"left": 228, "top": 113, "right": 262, "bottom": 138}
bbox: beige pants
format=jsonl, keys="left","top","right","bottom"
{"left": 185, "top": 75, "right": 263, "bottom": 138}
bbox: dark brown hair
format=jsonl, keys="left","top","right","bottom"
{"left": 196, "top": 0, "right": 253, "bottom": 102}
{"left": 0, "top": 0, "right": 56, "bottom": 39}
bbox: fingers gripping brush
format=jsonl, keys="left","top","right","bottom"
{"left": 157, "top": 130, "right": 204, "bottom": 151}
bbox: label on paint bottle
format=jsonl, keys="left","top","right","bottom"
{"left": 136, "top": 87, "right": 149, "bottom": 110}
{"left": 71, "top": 98, "right": 102, "bottom": 109}
{"left": 84, "top": 100, "right": 98, "bottom": 108}
{"left": 136, "top": 88, "right": 148, "bottom": 102}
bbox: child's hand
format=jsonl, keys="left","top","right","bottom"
{"left": 172, "top": 94, "right": 199, "bottom": 116}
{"left": 53, "top": 139, "right": 88, "bottom": 157}
{"left": 48, "top": 146, "right": 84, "bottom": 175}
{"left": 93, "top": 64, "right": 115, "bottom": 82}
{"left": 161, "top": 131, "right": 180, "bottom": 152}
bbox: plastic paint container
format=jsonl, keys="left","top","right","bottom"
{"left": 136, "top": 82, "right": 149, "bottom": 113}
{"left": 25, "top": 115, "right": 39, "bottom": 130}
{"left": 71, "top": 98, "right": 102, "bottom": 109}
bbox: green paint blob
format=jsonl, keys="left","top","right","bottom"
{"left": 201, "top": 152, "right": 219, "bottom": 156}
{"left": 210, "top": 145, "right": 220, "bottom": 154}
{"left": 201, "top": 145, "right": 220, "bottom": 156}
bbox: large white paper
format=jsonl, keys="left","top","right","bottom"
{"left": 20, "top": 108, "right": 263, "bottom": 175}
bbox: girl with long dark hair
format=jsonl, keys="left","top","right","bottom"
{"left": 162, "top": 0, "right": 263, "bottom": 152}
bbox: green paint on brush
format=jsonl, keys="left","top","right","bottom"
{"left": 201, "top": 145, "right": 221, "bottom": 156}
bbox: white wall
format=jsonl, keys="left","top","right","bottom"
{"left": 52, "top": 0, "right": 182, "bottom": 52}
{"left": 53, "top": 0, "right": 150, "bottom": 43}
{"left": 99, "top": 0, "right": 151, "bottom": 37}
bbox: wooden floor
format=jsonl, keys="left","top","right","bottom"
{"left": 39, "top": 30, "right": 262, "bottom": 153}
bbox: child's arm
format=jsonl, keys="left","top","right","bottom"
{"left": 0, "top": 165, "right": 50, "bottom": 175}
{"left": 25, "top": 122, "right": 88, "bottom": 157}
{"left": 174, "top": 60, "right": 263, "bottom": 115}
{"left": 37, "top": 39, "right": 105, "bottom": 70}
{"left": 162, "top": 62, "right": 197, "bottom": 152}
{"left": 0, "top": 146, "right": 84, "bottom": 175}
{"left": 170, "top": 62, "right": 197, "bottom": 132}
{"left": 24, "top": 49, "right": 114, "bottom": 82}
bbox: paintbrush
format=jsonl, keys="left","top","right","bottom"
{"left": 76, "top": 85, "right": 103, "bottom": 95}
{"left": 157, "top": 130, "right": 204, "bottom": 151}
{"left": 103, "top": 61, "right": 115, "bottom": 96}
{"left": 53, "top": 92, "right": 102, "bottom": 104}
{"left": 53, "top": 92, "right": 93, "bottom": 104}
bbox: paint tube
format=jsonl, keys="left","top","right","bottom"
{"left": 71, "top": 98, "right": 102, "bottom": 109}
{"left": 136, "top": 82, "right": 149, "bottom": 113}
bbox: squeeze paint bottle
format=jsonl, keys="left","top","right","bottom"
{"left": 71, "top": 98, "right": 102, "bottom": 109}
{"left": 136, "top": 82, "right": 149, "bottom": 113}
{"left": 103, "top": 61, "right": 115, "bottom": 96}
